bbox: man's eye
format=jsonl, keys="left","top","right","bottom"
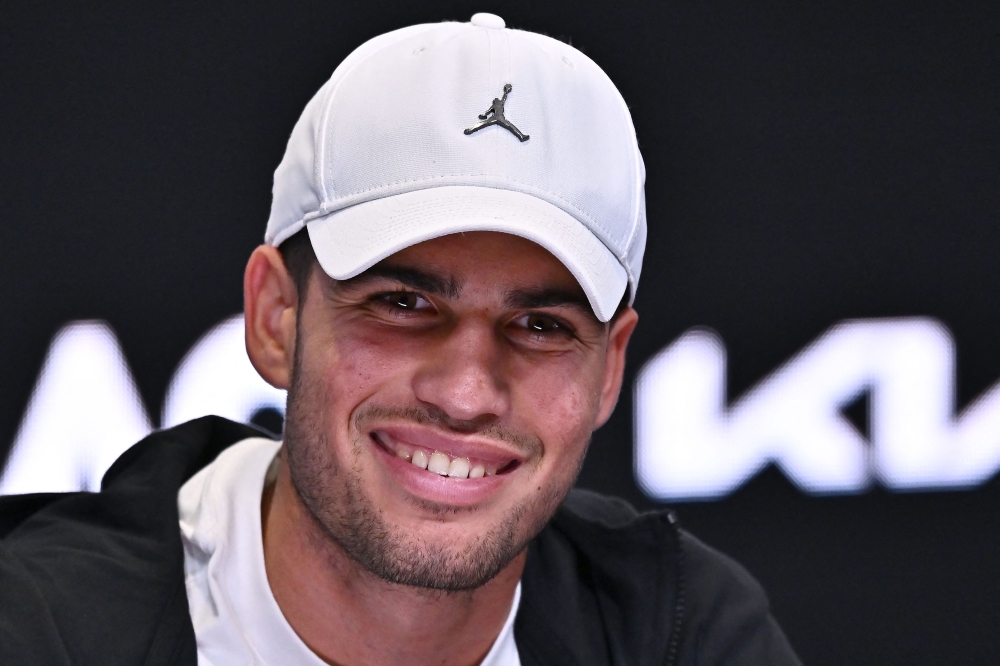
{"left": 526, "top": 314, "right": 559, "bottom": 332}
{"left": 379, "top": 291, "right": 430, "bottom": 311}
{"left": 519, "top": 313, "right": 572, "bottom": 337}
{"left": 393, "top": 293, "right": 419, "bottom": 309}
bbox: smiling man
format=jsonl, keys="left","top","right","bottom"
{"left": 238, "top": 229, "right": 634, "bottom": 665}
{"left": 0, "top": 13, "right": 800, "bottom": 666}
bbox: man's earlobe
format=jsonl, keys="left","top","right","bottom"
{"left": 244, "top": 245, "right": 299, "bottom": 390}
{"left": 595, "top": 307, "right": 639, "bottom": 428}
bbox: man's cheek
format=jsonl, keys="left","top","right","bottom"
{"left": 532, "top": 372, "right": 598, "bottom": 427}
{"left": 322, "top": 335, "right": 408, "bottom": 396}
{"left": 521, "top": 382, "right": 596, "bottom": 471}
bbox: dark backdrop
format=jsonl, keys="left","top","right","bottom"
{"left": 3, "top": 1, "right": 999, "bottom": 663}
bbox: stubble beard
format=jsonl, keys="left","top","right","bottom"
{"left": 281, "top": 347, "right": 582, "bottom": 591}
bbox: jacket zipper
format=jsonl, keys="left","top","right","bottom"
{"left": 663, "top": 510, "right": 686, "bottom": 666}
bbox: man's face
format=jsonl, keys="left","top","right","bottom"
{"left": 281, "top": 231, "right": 635, "bottom": 590}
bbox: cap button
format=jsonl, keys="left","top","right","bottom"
{"left": 470, "top": 13, "right": 505, "bottom": 29}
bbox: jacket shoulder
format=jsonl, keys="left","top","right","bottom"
{"left": 677, "top": 531, "right": 803, "bottom": 665}
{"left": 0, "top": 493, "right": 69, "bottom": 539}
{"left": 516, "top": 489, "right": 802, "bottom": 666}
{"left": 516, "top": 489, "right": 684, "bottom": 666}
{"left": 0, "top": 416, "right": 265, "bottom": 665}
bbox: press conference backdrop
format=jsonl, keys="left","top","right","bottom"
{"left": 2, "top": 1, "right": 998, "bottom": 663}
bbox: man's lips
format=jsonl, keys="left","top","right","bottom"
{"left": 370, "top": 425, "right": 523, "bottom": 480}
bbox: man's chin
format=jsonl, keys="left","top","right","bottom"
{"left": 338, "top": 518, "right": 528, "bottom": 591}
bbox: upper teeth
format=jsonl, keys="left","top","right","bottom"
{"left": 428, "top": 452, "right": 451, "bottom": 475}
{"left": 391, "top": 442, "right": 500, "bottom": 479}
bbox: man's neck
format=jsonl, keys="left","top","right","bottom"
{"left": 261, "top": 456, "right": 524, "bottom": 666}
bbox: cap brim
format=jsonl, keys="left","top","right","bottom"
{"left": 305, "top": 185, "right": 628, "bottom": 321}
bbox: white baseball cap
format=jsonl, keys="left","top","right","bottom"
{"left": 265, "top": 13, "right": 647, "bottom": 322}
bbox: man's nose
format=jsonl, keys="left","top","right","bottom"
{"left": 411, "top": 321, "right": 510, "bottom": 424}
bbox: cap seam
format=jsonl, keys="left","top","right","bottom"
{"left": 606, "top": 76, "right": 642, "bottom": 265}
{"left": 503, "top": 30, "right": 512, "bottom": 183}
{"left": 315, "top": 23, "right": 449, "bottom": 204}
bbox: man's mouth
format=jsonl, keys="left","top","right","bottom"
{"left": 370, "top": 429, "right": 521, "bottom": 480}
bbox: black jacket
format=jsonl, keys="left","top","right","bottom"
{"left": 0, "top": 417, "right": 801, "bottom": 665}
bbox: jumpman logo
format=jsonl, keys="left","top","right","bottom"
{"left": 464, "top": 84, "right": 529, "bottom": 142}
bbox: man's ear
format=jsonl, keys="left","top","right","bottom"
{"left": 244, "top": 245, "right": 299, "bottom": 390}
{"left": 594, "top": 307, "right": 639, "bottom": 429}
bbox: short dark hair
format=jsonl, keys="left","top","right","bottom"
{"left": 276, "top": 228, "right": 631, "bottom": 321}
{"left": 277, "top": 229, "right": 318, "bottom": 300}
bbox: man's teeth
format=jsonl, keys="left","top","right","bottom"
{"left": 389, "top": 441, "right": 501, "bottom": 479}
{"left": 428, "top": 452, "right": 451, "bottom": 476}
{"left": 448, "top": 458, "right": 470, "bottom": 478}
{"left": 410, "top": 449, "right": 429, "bottom": 469}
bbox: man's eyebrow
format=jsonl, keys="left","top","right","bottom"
{"left": 504, "top": 288, "right": 599, "bottom": 321}
{"left": 336, "top": 264, "right": 461, "bottom": 298}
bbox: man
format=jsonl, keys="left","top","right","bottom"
{"left": 0, "top": 14, "right": 801, "bottom": 665}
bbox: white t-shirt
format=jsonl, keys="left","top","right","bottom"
{"left": 178, "top": 437, "right": 522, "bottom": 666}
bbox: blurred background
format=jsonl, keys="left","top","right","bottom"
{"left": 2, "top": 1, "right": 998, "bottom": 662}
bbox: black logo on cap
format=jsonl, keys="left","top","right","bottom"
{"left": 464, "top": 84, "right": 529, "bottom": 142}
